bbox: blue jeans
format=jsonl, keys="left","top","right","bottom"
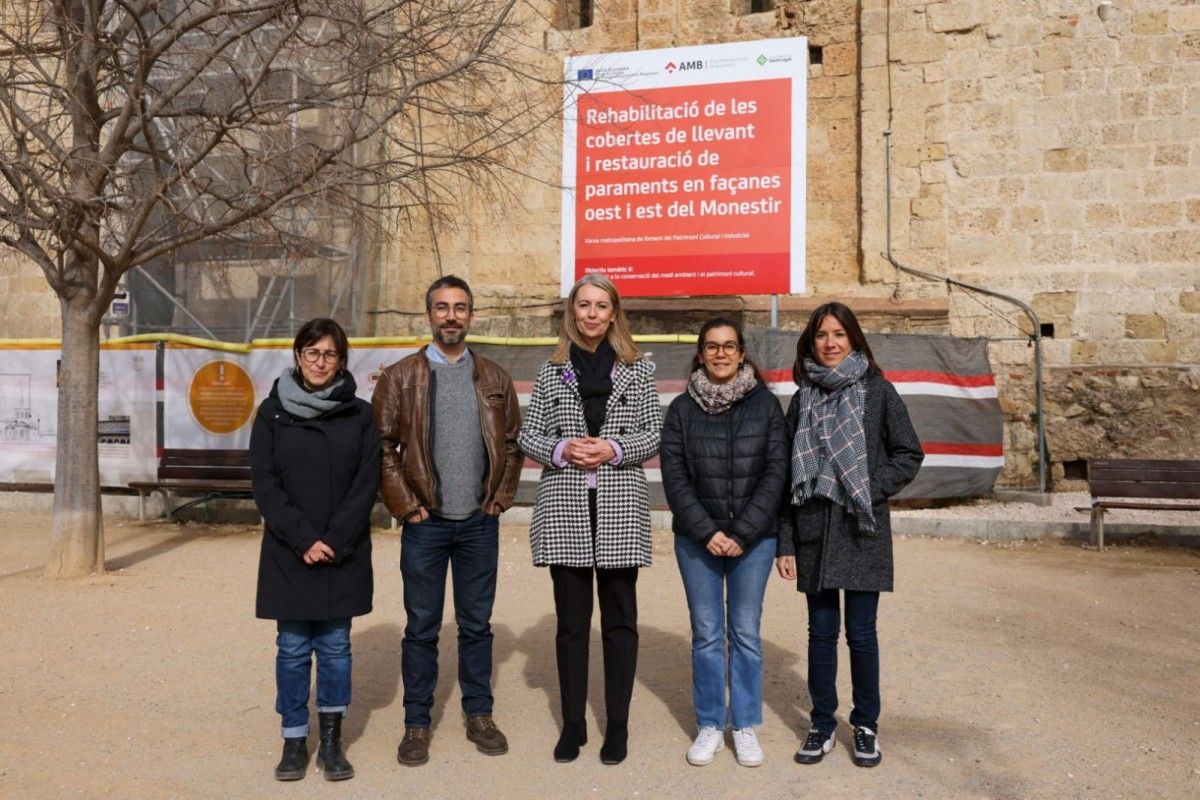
{"left": 806, "top": 589, "right": 880, "bottom": 734}
{"left": 400, "top": 510, "right": 499, "bottom": 726}
{"left": 674, "top": 535, "right": 774, "bottom": 730}
{"left": 275, "top": 618, "right": 352, "bottom": 738}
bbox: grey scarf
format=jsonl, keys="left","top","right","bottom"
{"left": 790, "top": 350, "right": 875, "bottom": 534}
{"left": 276, "top": 368, "right": 346, "bottom": 419}
{"left": 687, "top": 364, "right": 758, "bottom": 414}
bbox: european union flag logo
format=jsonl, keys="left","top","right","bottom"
{"left": 576, "top": 69, "right": 594, "bottom": 80}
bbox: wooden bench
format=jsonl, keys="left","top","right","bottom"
{"left": 1080, "top": 458, "right": 1200, "bottom": 550}
{"left": 129, "top": 449, "right": 253, "bottom": 521}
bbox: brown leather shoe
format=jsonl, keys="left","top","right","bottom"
{"left": 396, "top": 726, "right": 431, "bottom": 766}
{"left": 465, "top": 714, "right": 509, "bottom": 756}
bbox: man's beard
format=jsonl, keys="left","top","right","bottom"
{"left": 434, "top": 324, "right": 465, "bottom": 346}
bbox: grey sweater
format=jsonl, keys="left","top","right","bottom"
{"left": 429, "top": 353, "right": 488, "bottom": 519}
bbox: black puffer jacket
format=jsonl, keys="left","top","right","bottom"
{"left": 251, "top": 371, "right": 381, "bottom": 621}
{"left": 660, "top": 381, "right": 789, "bottom": 548}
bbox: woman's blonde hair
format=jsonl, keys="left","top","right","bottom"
{"left": 551, "top": 274, "right": 642, "bottom": 365}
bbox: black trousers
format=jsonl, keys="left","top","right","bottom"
{"left": 550, "top": 563, "right": 639, "bottom": 725}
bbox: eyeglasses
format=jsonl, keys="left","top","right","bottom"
{"left": 432, "top": 302, "right": 471, "bottom": 318}
{"left": 300, "top": 348, "right": 341, "bottom": 364}
{"left": 701, "top": 342, "right": 741, "bottom": 356}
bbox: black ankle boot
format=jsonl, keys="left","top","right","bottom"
{"left": 600, "top": 720, "right": 627, "bottom": 765}
{"left": 317, "top": 712, "right": 355, "bottom": 781}
{"left": 553, "top": 720, "right": 588, "bottom": 763}
{"left": 275, "top": 737, "right": 309, "bottom": 781}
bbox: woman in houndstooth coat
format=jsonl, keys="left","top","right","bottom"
{"left": 519, "top": 274, "right": 662, "bottom": 766}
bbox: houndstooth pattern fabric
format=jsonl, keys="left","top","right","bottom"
{"left": 790, "top": 351, "right": 876, "bottom": 534}
{"left": 519, "top": 357, "right": 663, "bottom": 568}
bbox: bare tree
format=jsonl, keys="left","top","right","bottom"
{"left": 0, "top": 0, "right": 556, "bottom": 576}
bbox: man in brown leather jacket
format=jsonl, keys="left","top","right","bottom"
{"left": 372, "top": 275, "right": 522, "bottom": 767}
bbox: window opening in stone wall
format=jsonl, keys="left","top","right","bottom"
{"left": 1040, "top": 323, "right": 1055, "bottom": 339}
{"left": 559, "top": 1, "right": 592, "bottom": 29}
{"left": 734, "top": 1, "right": 774, "bottom": 15}
{"left": 1062, "top": 459, "right": 1088, "bottom": 481}
{"left": 809, "top": 45, "right": 824, "bottom": 65}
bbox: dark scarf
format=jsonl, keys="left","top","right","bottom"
{"left": 570, "top": 339, "right": 615, "bottom": 437}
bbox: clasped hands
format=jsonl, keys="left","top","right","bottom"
{"left": 302, "top": 540, "right": 335, "bottom": 565}
{"left": 706, "top": 531, "right": 743, "bottom": 558}
{"left": 562, "top": 436, "right": 616, "bottom": 470}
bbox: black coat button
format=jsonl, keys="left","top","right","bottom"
{"left": 619, "top": 427, "right": 626, "bottom": 434}
{"left": 619, "top": 394, "right": 627, "bottom": 404}
{"left": 556, "top": 427, "right": 563, "bottom": 436}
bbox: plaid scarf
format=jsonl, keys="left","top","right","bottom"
{"left": 790, "top": 350, "right": 876, "bottom": 534}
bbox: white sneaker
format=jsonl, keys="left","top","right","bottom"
{"left": 686, "top": 726, "right": 724, "bottom": 766}
{"left": 731, "top": 727, "right": 764, "bottom": 767}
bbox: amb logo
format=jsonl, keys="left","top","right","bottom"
{"left": 665, "top": 60, "right": 703, "bottom": 73}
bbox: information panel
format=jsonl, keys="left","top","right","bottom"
{"left": 562, "top": 38, "right": 807, "bottom": 297}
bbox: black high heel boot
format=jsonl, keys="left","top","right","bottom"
{"left": 317, "top": 712, "right": 355, "bottom": 781}
{"left": 553, "top": 720, "right": 588, "bottom": 762}
{"left": 600, "top": 720, "right": 627, "bottom": 765}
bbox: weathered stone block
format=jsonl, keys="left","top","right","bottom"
{"left": 1032, "top": 291, "right": 1078, "bottom": 318}
{"left": 1082, "top": 203, "right": 1118, "bottom": 227}
{"left": 1044, "top": 203, "right": 1081, "bottom": 230}
{"left": 1044, "top": 148, "right": 1087, "bottom": 172}
{"left": 1011, "top": 205, "right": 1046, "bottom": 229}
{"left": 889, "top": 29, "right": 948, "bottom": 64}
{"left": 1134, "top": 11, "right": 1169, "bottom": 36}
{"left": 1124, "top": 314, "right": 1166, "bottom": 340}
{"left": 1153, "top": 144, "right": 1190, "bottom": 167}
{"left": 1123, "top": 201, "right": 1182, "bottom": 228}
{"left": 927, "top": 1, "right": 982, "bottom": 34}
{"left": 1143, "top": 341, "right": 1179, "bottom": 364}
{"left": 1071, "top": 341, "right": 1098, "bottom": 364}
{"left": 910, "top": 197, "right": 943, "bottom": 219}
{"left": 1030, "top": 233, "right": 1074, "bottom": 264}
{"left": 1149, "top": 230, "right": 1200, "bottom": 262}
{"left": 822, "top": 41, "right": 856, "bottom": 76}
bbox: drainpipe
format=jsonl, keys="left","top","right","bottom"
{"left": 882, "top": 129, "right": 1047, "bottom": 494}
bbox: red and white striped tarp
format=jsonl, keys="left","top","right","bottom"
{"left": 473, "top": 329, "right": 1003, "bottom": 504}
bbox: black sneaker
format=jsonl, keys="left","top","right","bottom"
{"left": 793, "top": 728, "right": 836, "bottom": 765}
{"left": 852, "top": 726, "right": 881, "bottom": 767}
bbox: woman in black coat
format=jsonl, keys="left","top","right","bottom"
{"left": 777, "top": 302, "right": 923, "bottom": 770}
{"left": 660, "top": 318, "right": 788, "bottom": 769}
{"left": 250, "top": 318, "right": 381, "bottom": 782}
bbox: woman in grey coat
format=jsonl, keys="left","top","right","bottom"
{"left": 776, "top": 302, "right": 923, "bottom": 770}
{"left": 519, "top": 275, "right": 662, "bottom": 765}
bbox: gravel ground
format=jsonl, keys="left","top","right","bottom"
{"left": 892, "top": 491, "right": 1200, "bottom": 526}
{"left": 2, "top": 508, "right": 1199, "bottom": 800}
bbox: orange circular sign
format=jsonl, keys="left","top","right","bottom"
{"left": 188, "top": 360, "right": 256, "bottom": 434}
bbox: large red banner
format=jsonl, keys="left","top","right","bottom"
{"left": 574, "top": 80, "right": 791, "bottom": 295}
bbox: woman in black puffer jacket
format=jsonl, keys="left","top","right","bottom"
{"left": 660, "top": 317, "right": 788, "bottom": 769}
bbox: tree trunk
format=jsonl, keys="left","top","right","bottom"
{"left": 45, "top": 298, "right": 105, "bottom": 577}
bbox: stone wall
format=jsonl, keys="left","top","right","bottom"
{"left": 0, "top": 252, "right": 58, "bottom": 339}
{"left": 859, "top": 0, "right": 1200, "bottom": 485}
